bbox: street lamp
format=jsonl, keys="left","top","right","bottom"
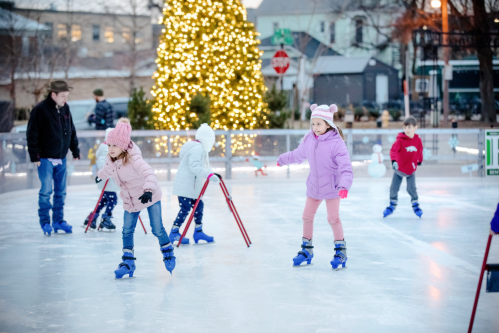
{"left": 431, "top": 0, "right": 442, "bottom": 8}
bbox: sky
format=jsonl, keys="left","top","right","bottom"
{"left": 14, "top": 0, "right": 264, "bottom": 12}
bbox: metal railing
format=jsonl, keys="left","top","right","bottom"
{"left": 0, "top": 128, "right": 485, "bottom": 194}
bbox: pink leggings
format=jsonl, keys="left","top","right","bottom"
{"left": 302, "top": 197, "right": 344, "bottom": 241}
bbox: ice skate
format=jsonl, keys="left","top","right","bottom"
{"left": 293, "top": 238, "right": 314, "bottom": 267}
{"left": 193, "top": 224, "right": 214, "bottom": 244}
{"left": 330, "top": 240, "right": 347, "bottom": 271}
{"left": 161, "top": 244, "right": 176, "bottom": 274}
{"left": 82, "top": 213, "right": 97, "bottom": 230}
{"left": 114, "top": 249, "right": 136, "bottom": 279}
{"left": 383, "top": 201, "right": 397, "bottom": 218}
{"left": 412, "top": 201, "right": 423, "bottom": 218}
{"left": 99, "top": 213, "right": 116, "bottom": 232}
{"left": 42, "top": 223, "right": 52, "bottom": 236}
{"left": 169, "top": 226, "right": 189, "bottom": 245}
{"left": 52, "top": 220, "right": 72, "bottom": 234}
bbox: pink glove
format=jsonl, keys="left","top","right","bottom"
{"left": 339, "top": 190, "right": 348, "bottom": 199}
{"left": 276, "top": 162, "right": 281, "bottom": 167}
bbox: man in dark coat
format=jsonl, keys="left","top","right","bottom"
{"left": 93, "top": 88, "right": 114, "bottom": 130}
{"left": 27, "top": 80, "right": 80, "bottom": 236}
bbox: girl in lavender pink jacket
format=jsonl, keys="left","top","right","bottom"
{"left": 97, "top": 118, "right": 175, "bottom": 279}
{"left": 277, "top": 104, "right": 353, "bottom": 270}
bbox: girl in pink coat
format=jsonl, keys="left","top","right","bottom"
{"left": 97, "top": 118, "right": 175, "bottom": 278}
{"left": 277, "top": 104, "right": 353, "bottom": 270}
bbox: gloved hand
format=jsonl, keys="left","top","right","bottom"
{"left": 208, "top": 174, "right": 220, "bottom": 183}
{"left": 276, "top": 162, "right": 281, "bottom": 167}
{"left": 417, "top": 162, "right": 422, "bottom": 166}
{"left": 339, "top": 189, "right": 348, "bottom": 199}
{"left": 392, "top": 161, "right": 399, "bottom": 170}
{"left": 138, "top": 192, "right": 152, "bottom": 204}
{"left": 95, "top": 176, "right": 102, "bottom": 183}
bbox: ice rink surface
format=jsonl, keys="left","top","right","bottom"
{"left": 0, "top": 177, "right": 498, "bottom": 333}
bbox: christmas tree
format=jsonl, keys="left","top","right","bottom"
{"left": 152, "top": 0, "right": 268, "bottom": 130}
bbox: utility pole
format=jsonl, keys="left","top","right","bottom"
{"left": 442, "top": 0, "right": 450, "bottom": 127}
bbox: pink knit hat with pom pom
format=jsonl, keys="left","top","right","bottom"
{"left": 107, "top": 118, "right": 132, "bottom": 151}
{"left": 310, "top": 104, "right": 338, "bottom": 131}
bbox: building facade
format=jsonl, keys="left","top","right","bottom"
{"left": 255, "top": 0, "right": 403, "bottom": 70}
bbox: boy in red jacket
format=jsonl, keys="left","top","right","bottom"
{"left": 383, "top": 117, "right": 424, "bottom": 218}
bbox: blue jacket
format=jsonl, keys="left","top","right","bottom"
{"left": 492, "top": 203, "right": 499, "bottom": 233}
{"left": 95, "top": 100, "right": 114, "bottom": 130}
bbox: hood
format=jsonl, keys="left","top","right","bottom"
{"left": 104, "top": 127, "right": 114, "bottom": 142}
{"left": 195, "top": 123, "right": 215, "bottom": 152}
{"left": 127, "top": 141, "right": 142, "bottom": 157}
{"left": 397, "top": 132, "right": 419, "bottom": 141}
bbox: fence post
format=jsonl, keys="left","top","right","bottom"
{"left": 347, "top": 129, "right": 353, "bottom": 158}
{"left": 226, "top": 131, "right": 232, "bottom": 180}
{"left": 286, "top": 134, "right": 290, "bottom": 178}
{"left": 478, "top": 129, "right": 485, "bottom": 177}
{"left": 167, "top": 134, "right": 172, "bottom": 181}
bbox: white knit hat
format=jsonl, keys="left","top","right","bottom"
{"left": 104, "top": 127, "right": 114, "bottom": 142}
{"left": 310, "top": 104, "right": 338, "bottom": 131}
{"left": 195, "top": 123, "right": 215, "bottom": 152}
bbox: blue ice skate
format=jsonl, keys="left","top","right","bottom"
{"left": 161, "top": 244, "right": 176, "bottom": 274}
{"left": 99, "top": 213, "right": 116, "bottom": 231}
{"left": 293, "top": 238, "right": 314, "bottom": 267}
{"left": 169, "top": 226, "right": 189, "bottom": 244}
{"left": 412, "top": 201, "right": 423, "bottom": 218}
{"left": 193, "top": 225, "right": 214, "bottom": 244}
{"left": 383, "top": 201, "right": 397, "bottom": 218}
{"left": 330, "top": 240, "right": 347, "bottom": 271}
{"left": 114, "top": 249, "right": 136, "bottom": 279}
{"left": 52, "top": 220, "right": 72, "bottom": 234}
{"left": 42, "top": 223, "right": 52, "bottom": 236}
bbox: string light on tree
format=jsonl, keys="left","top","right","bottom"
{"left": 152, "top": 0, "right": 269, "bottom": 130}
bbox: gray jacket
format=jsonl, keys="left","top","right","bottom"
{"left": 172, "top": 141, "right": 213, "bottom": 199}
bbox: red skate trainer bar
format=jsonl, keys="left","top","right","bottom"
{"left": 177, "top": 174, "right": 251, "bottom": 247}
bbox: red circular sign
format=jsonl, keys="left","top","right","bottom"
{"left": 271, "top": 50, "right": 290, "bottom": 74}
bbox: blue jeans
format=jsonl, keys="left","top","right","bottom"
{"left": 173, "top": 196, "right": 204, "bottom": 227}
{"left": 37, "top": 158, "right": 67, "bottom": 226}
{"left": 122, "top": 201, "right": 170, "bottom": 250}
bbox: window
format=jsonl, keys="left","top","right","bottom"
{"left": 355, "top": 19, "right": 363, "bottom": 44}
{"left": 71, "top": 24, "right": 81, "bottom": 42}
{"left": 122, "top": 27, "right": 131, "bottom": 43}
{"left": 273, "top": 22, "right": 279, "bottom": 31}
{"left": 105, "top": 26, "right": 114, "bottom": 43}
{"left": 92, "top": 25, "right": 100, "bottom": 41}
{"left": 57, "top": 23, "right": 68, "bottom": 40}
{"left": 135, "top": 32, "right": 144, "bottom": 45}
{"left": 330, "top": 22, "right": 335, "bottom": 43}
{"left": 320, "top": 21, "right": 325, "bottom": 33}
{"left": 45, "top": 22, "right": 53, "bottom": 39}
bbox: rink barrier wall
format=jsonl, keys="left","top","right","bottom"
{"left": 0, "top": 128, "right": 485, "bottom": 193}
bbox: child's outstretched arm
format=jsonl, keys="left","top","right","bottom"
{"left": 334, "top": 142, "right": 353, "bottom": 192}
{"left": 97, "top": 162, "right": 113, "bottom": 181}
{"left": 277, "top": 136, "right": 308, "bottom": 166}
{"left": 390, "top": 138, "right": 401, "bottom": 163}
{"left": 418, "top": 138, "right": 424, "bottom": 164}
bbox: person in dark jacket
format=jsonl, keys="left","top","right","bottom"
{"left": 27, "top": 80, "right": 80, "bottom": 236}
{"left": 93, "top": 89, "right": 114, "bottom": 130}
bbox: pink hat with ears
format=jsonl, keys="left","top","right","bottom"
{"left": 107, "top": 118, "right": 132, "bottom": 151}
{"left": 310, "top": 104, "right": 339, "bottom": 130}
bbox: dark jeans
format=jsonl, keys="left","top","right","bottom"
{"left": 173, "top": 196, "right": 204, "bottom": 227}
{"left": 389, "top": 171, "right": 418, "bottom": 203}
{"left": 37, "top": 158, "right": 67, "bottom": 226}
{"left": 95, "top": 191, "right": 118, "bottom": 217}
{"left": 122, "top": 201, "right": 170, "bottom": 250}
